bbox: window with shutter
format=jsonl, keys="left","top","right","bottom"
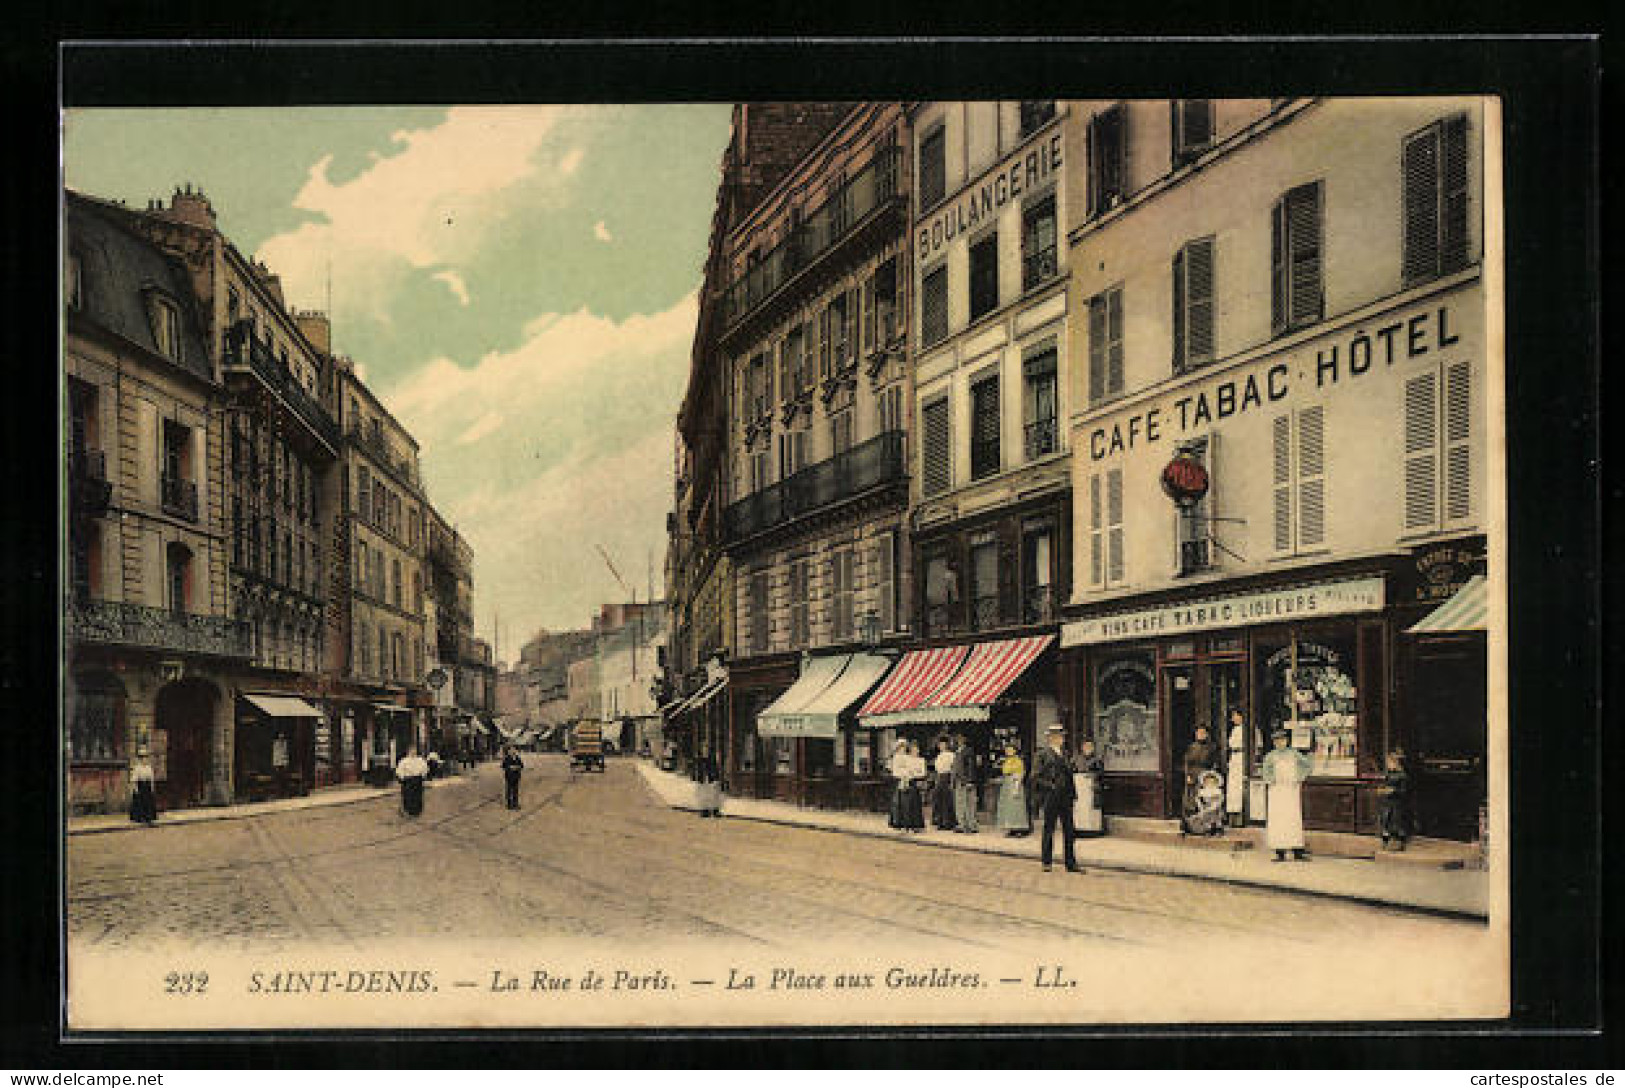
{"left": 922, "top": 397, "right": 951, "bottom": 496}
{"left": 1106, "top": 467, "right": 1125, "bottom": 585}
{"left": 1272, "top": 414, "right": 1294, "bottom": 552}
{"left": 1444, "top": 361, "right": 1472, "bottom": 521}
{"left": 1403, "top": 362, "right": 1473, "bottom": 531}
{"left": 1173, "top": 237, "right": 1216, "bottom": 373}
{"left": 969, "top": 232, "right": 999, "bottom": 320}
{"left": 1271, "top": 181, "right": 1324, "bottom": 335}
{"left": 921, "top": 265, "right": 948, "bottom": 347}
{"left": 1087, "top": 105, "right": 1128, "bottom": 216}
{"left": 920, "top": 125, "right": 946, "bottom": 208}
{"left": 789, "top": 560, "right": 809, "bottom": 647}
{"left": 1403, "top": 372, "right": 1439, "bottom": 531}
{"left": 1296, "top": 405, "right": 1326, "bottom": 548}
{"left": 874, "top": 533, "right": 896, "bottom": 632}
{"left": 831, "top": 548, "right": 855, "bottom": 641}
{"left": 1088, "top": 473, "right": 1104, "bottom": 588}
{"left": 1022, "top": 196, "right": 1058, "bottom": 290}
{"left": 970, "top": 374, "right": 1001, "bottom": 480}
{"left": 1171, "top": 100, "right": 1213, "bottom": 166}
{"left": 750, "top": 571, "right": 770, "bottom": 654}
{"left": 1023, "top": 347, "right": 1058, "bottom": 460}
{"left": 1403, "top": 115, "right": 1471, "bottom": 286}
{"left": 1088, "top": 285, "right": 1125, "bottom": 404}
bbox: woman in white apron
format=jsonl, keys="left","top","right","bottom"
{"left": 1260, "top": 727, "right": 1311, "bottom": 861}
{"left": 1225, "top": 708, "right": 1248, "bottom": 828}
{"left": 1073, "top": 738, "right": 1105, "bottom": 837}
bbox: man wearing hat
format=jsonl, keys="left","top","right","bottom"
{"left": 1261, "top": 727, "right": 1312, "bottom": 861}
{"left": 1031, "top": 723, "right": 1083, "bottom": 873}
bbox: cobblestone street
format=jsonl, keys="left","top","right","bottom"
{"left": 69, "top": 755, "right": 1486, "bottom": 956}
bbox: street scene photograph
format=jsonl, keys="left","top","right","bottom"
{"left": 60, "top": 92, "right": 1507, "bottom": 1030}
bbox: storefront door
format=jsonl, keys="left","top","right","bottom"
{"left": 1407, "top": 635, "right": 1486, "bottom": 841}
{"left": 1163, "top": 658, "right": 1246, "bottom": 819}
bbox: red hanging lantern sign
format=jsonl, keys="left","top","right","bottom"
{"left": 1161, "top": 450, "right": 1210, "bottom": 506}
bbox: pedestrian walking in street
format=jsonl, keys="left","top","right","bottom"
{"left": 994, "top": 743, "right": 1030, "bottom": 837}
{"left": 951, "top": 733, "right": 980, "bottom": 834}
{"left": 1378, "top": 749, "right": 1412, "bottom": 851}
{"left": 501, "top": 744, "right": 524, "bottom": 810}
{"left": 1033, "top": 723, "right": 1082, "bottom": 873}
{"left": 128, "top": 747, "right": 157, "bottom": 825}
{"left": 1180, "top": 724, "right": 1222, "bottom": 835}
{"left": 695, "top": 750, "right": 723, "bottom": 818}
{"left": 931, "top": 736, "right": 957, "bottom": 830}
{"left": 1073, "top": 738, "right": 1105, "bottom": 838}
{"left": 396, "top": 748, "right": 429, "bottom": 817}
{"left": 1262, "top": 728, "right": 1311, "bottom": 861}
{"left": 427, "top": 749, "right": 443, "bottom": 780}
{"left": 1225, "top": 707, "right": 1249, "bottom": 828}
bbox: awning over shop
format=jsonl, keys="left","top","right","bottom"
{"left": 757, "top": 654, "right": 857, "bottom": 739}
{"left": 676, "top": 674, "right": 727, "bottom": 717}
{"left": 857, "top": 645, "right": 971, "bottom": 727}
{"left": 795, "top": 652, "right": 893, "bottom": 736}
{"left": 918, "top": 634, "right": 1055, "bottom": 723}
{"left": 1406, "top": 574, "right": 1487, "bottom": 634}
{"left": 373, "top": 703, "right": 411, "bottom": 715}
{"left": 241, "top": 694, "right": 323, "bottom": 718}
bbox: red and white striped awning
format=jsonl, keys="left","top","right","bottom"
{"left": 856, "top": 645, "right": 970, "bottom": 727}
{"left": 921, "top": 634, "right": 1055, "bottom": 721}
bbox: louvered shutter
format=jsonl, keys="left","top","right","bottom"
{"left": 922, "top": 398, "right": 951, "bottom": 496}
{"left": 1443, "top": 361, "right": 1472, "bottom": 520}
{"left": 1272, "top": 413, "right": 1293, "bottom": 551}
{"left": 971, "top": 376, "right": 1000, "bottom": 478}
{"left": 1089, "top": 473, "right": 1103, "bottom": 587}
{"left": 1287, "top": 182, "right": 1323, "bottom": 328}
{"left": 778, "top": 337, "right": 793, "bottom": 406}
{"left": 1441, "top": 116, "right": 1470, "bottom": 274}
{"left": 1173, "top": 100, "right": 1212, "bottom": 163}
{"left": 1187, "top": 238, "right": 1215, "bottom": 364}
{"left": 862, "top": 272, "right": 877, "bottom": 352}
{"left": 1403, "top": 372, "right": 1439, "bottom": 530}
{"left": 1271, "top": 198, "right": 1287, "bottom": 334}
{"left": 800, "top": 318, "right": 815, "bottom": 394}
{"left": 875, "top": 533, "right": 895, "bottom": 631}
{"left": 1402, "top": 125, "right": 1441, "bottom": 285}
{"left": 1106, "top": 467, "right": 1125, "bottom": 584}
{"left": 1107, "top": 287, "right": 1125, "bottom": 396}
{"left": 1088, "top": 293, "right": 1107, "bottom": 403}
{"left": 818, "top": 304, "right": 832, "bottom": 380}
{"left": 1171, "top": 247, "right": 1187, "bottom": 371}
{"left": 1296, "top": 406, "right": 1326, "bottom": 548}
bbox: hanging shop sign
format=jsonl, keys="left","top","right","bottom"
{"left": 1061, "top": 576, "right": 1385, "bottom": 647}
{"left": 1160, "top": 450, "right": 1210, "bottom": 506}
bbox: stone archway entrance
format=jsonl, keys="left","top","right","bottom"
{"left": 154, "top": 678, "right": 218, "bottom": 810}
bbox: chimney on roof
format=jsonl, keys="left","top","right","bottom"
{"left": 295, "top": 310, "right": 330, "bottom": 354}
{"left": 166, "top": 183, "right": 217, "bottom": 229}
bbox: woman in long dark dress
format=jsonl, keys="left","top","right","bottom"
{"left": 900, "top": 741, "right": 926, "bottom": 831}
{"left": 396, "top": 749, "right": 429, "bottom": 817}
{"left": 128, "top": 749, "right": 157, "bottom": 824}
{"left": 930, "top": 736, "right": 957, "bottom": 830}
{"left": 887, "top": 740, "right": 910, "bottom": 829}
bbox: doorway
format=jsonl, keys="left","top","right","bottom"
{"left": 1161, "top": 653, "right": 1248, "bottom": 819}
{"left": 1407, "top": 635, "right": 1486, "bottom": 841}
{"left": 154, "top": 678, "right": 217, "bottom": 810}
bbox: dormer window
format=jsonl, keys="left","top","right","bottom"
{"left": 66, "top": 251, "right": 84, "bottom": 311}
{"left": 146, "top": 293, "right": 182, "bottom": 361}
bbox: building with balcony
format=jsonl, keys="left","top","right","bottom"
{"left": 327, "top": 356, "right": 432, "bottom": 780}
{"left": 424, "top": 504, "right": 486, "bottom": 756}
{"left": 717, "top": 103, "right": 915, "bottom": 811}
{"left": 890, "top": 102, "right": 1076, "bottom": 799}
{"left": 1056, "top": 98, "right": 1493, "bottom": 841}
{"left": 64, "top": 191, "right": 245, "bottom": 814}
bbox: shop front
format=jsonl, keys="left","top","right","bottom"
{"left": 233, "top": 693, "right": 322, "bottom": 801}
{"left": 725, "top": 654, "right": 797, "bottom": 802}
{"left": 756, "top": 651, "right": 893, "bottom": 812}
{"left": 1062, "top": 571, "right": 1393, "bottom": 833}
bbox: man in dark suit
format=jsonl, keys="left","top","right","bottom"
{"left": 951, "top": 733, "right": 980, "bottom": 833}
{"left": 1033, "top": 723, "right": 1084, "bottom": 873}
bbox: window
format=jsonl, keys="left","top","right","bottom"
{"left": 1170, "top": 100, "right": 1214, "bottom": 166}
{"left": 1174, "top": 438, "right": 1214, "bottom": 574}
{"left": 831, "top": 290, "right": 855, "bottom": 371}
{"left": 778, "top": 333, "right": 796, "bottom": 407}
{"left": 392, "top": 558, "right": 403, "bottom": 608}
{"left": 970, "top": 373, "right": 1001, "bottom": 480}
{"left": 919, "top": 124, "right": 946, "bottom": 208}
{"left": 379, "top": 629, "right": 389, "bottom": 680}
{"left": 873, "top": 532, "right": 896, "bottom": 633}
{"left": 1023, "top": 346, "right": 1058, "bottom": 460}
{"left": 71, "top": 522, "right": 100, "bottom": 603}
{"left": 1088, "top": 286, "right": 1125, "bottom": 404}
{"left": 1086, "top": 105, "right": 1128, "bottom": 216}
{"left": 749, "top": 353, "right": 770, "bottom": 420}
{"left": 1019, "top": 100, "right": 1056, "bottom": 136}
{"left": 830, "top": 408, "right": 853, "bottom": 456}
{"left": 1255, "top": 632, "right": 1359, "bottom": 777}
{"left": 357, "top": 467, "right": 371, "bottom": 521}
{"left": 878, "top": 384, "right": 904, "bottom": 437}
{"left": 149, "top": 296, "right": 182, "bottom": 360}
{"left": 865, "top": 257, "right": 899, "bottom": 350}
{"left": 920, "top": 264, "right": 949, "bottom": 348}
{"left": 1403, "top": 116, "right": 1471, "bottom": 286}
{"left": 393, "top": 632, "right": 404, "bottom": 681}
{"left": 413, "top": 571, "right": 423, "bottom": 614}
{"left": 1272, "top": 406, "right": 1327, "bottom": 553}
{"left": 1022, "top": 195, "right": 1058, "bottom": 290}
{"left": 968, "top": 231, "right": 1000, "bottom": 321}
{"left": 830, "top": 547, "right": 855, "bottom": 643}
{"left": 969, "top": 536, "right": 1000, "bottom": 631}
{"left": 70, "top": 673, "right": 123, "bottom": 763}
{"left": 1094, "top": 653, "right": 1158, "bottom": 771}
{"left": 1404, "top": 362, "right": 1473, "bottom": 531}
{"left": 358, "top": 622, "right": 370, "bottom": 675}
{"left": 1088, "top": 468, "right": 1125, "bottom": 588}
{"left": 800, "top": 315, "right": 820, "bottom": 395}
{"left": 921, "top": 396, "right": 952, "bottom": 496}
{"left": 1271, "top": 181, "right": 1324, "bottom": 335}
{"left": 166, "top": 543, "right": 192, "bottom": 615}
{"left": 749, "top": 571, "right": 770, "bottom": 654}
{"left": 160, "top": 421, "right": 197, "bottom": 521}
{"left": 69, "top": 377, "right": 99, "bottom": 462}
{"left": 282, "top": 531, "right": 293, "bottom": 585}
{"left": 231, "top": 498, "right": 244, "bottom": 567}
{"left": 776, "top": 423, "right": 806, "bottom": 482}
{"left": 356, "top": 539, "right": 368, "bottom": 588}
{"left": 1172, "top": 236, "right": 1216, "bottom": 372}
{"left": 66, "top": 251, "right": 84, "bottom": 311}
{"left": 789, "top": 559, "right": 810, "bottom": 647}
{"left": 1022, "top": 523, "right": 1054, "bottom": 623}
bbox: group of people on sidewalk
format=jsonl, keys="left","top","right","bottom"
{"left": 886, "top": 723, "right": 1104, "bottom": 873}
{"left": 390, "top": 744, "right": 527, "bottom": 818}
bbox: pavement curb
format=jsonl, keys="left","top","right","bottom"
{"left": 65, "top": 776, "right": 463, "bottom": 837}
{"left": 633, "top": 762, "right": 1488, "bottom": 922}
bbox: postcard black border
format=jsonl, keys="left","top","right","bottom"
{"left": 5, "top": 33, "right": 1607, "bottom": 1068}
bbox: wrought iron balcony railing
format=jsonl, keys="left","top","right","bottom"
{"left": 1022, "top": 584, "right": 1055, "bottom": 625}
{"left": 1024, "top": 417, "right": 1058, "bottom": 461}
{"left": 970, "top": 595, "right": 1002, "bottom": 632}
{"left": 1022, "top": 247, "right": 1059, "bottom": 292}
{"left": 69, "top": 448, "right": 112, "bottom": 517}
{"left": 347, "top": 423, "right": 421, "bottom": 490}
{"left": 223, "top": 328, "right": 341, "bottom": 452}
{"left": 68, "top": 598, "right": 252, "bottom": 658}
{"left": 160, "top": 474, "right": 198, "bottom": 521}
{"left": 722, "top": 148, "right": 901, "bottom": 330}
{"left": 724, "top": 430, "right": 906, "bottom": 543}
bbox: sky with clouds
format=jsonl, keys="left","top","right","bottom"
{"left": 65, "top": 105, "right": 733, "bottom": 657}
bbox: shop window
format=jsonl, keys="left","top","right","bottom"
{"left": 1094, "top": 652, "right": 1158, "bottom": 771}
{"left": 920, "top": 264, "right": 949, "bottom": 348}
{"left": 1170, "top": 99, "right": 1214, "bottom": 167}
{"left": 1402, "top": 115, "right": 1471, "bottom": 286}
{"left": 919, "top": 124, "right": 946, "bottom": 208}
{"left": 968, "top": 231, "right": 999, "bottom": 321}
{"left": 771, "top": 735, "right": 794, "bottom": 775}
{"left": 1023, "top": 346, "right": 1058, "bottom": 460}
{"left": 1088, "top": 468, "right": 1125, "bottom": 588}
{"left": 1087, "top": 285, "right": 1125, "bottom": 405}
{"left": 69, "top": 672, "right": 125, "bottom": 763}
{"left": 1022, "top": 195, "right": 1058, "bottom": 291}
{"left": 970, "top": 373, "right": 1001, "bottom": 480}
{"left": 1271, "top": 180, "right": 1324, "bottom": 336}
{"left": 1172, "top": 236, "right": 1216, "bottom": 373}
{"left": 1255, "top": 632, "right": 1359, "bottom": 777}
{"left": 1086, "top": 104, "right": 1128, "bottom": 216}
{"left": 1272, "top": 407, "right": 1326, "bottom": 553}
{"left": 921, "top": 396, "right": 952, "bottom": 496}
{"left": 1403, "top": 361, "right": 1473, "bottom": 532}
{"left": 853, "top": 729, "right": 877, "bottom": 777}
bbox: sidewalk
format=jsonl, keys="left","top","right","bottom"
{"left": 66, "top": 767, "right": 477, "bottom": 837}
{"left": 635, "top": 760, "right": 1489, "bottom": 920}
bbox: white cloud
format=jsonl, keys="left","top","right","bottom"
{"left": 456, "top": 410, "right": 503, "bottom": 445}
{"left": 432, "top": 269, "right": 471, "bottom": 306}
{"left": 560, "top": 147, "right": 585, "bottom": 175}
{"left": 593, "top": 219, "right": 613, "bottom": 243}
